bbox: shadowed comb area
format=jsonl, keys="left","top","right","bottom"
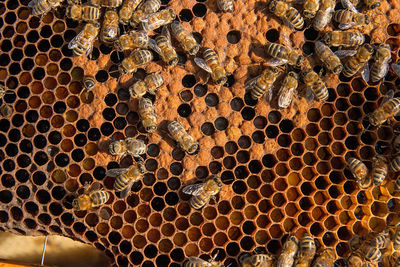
{"left": 1, "top": 0, "right": 400, "bottom": 266}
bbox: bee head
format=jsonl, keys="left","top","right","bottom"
{"left": 269, "top": 0, "right": 277, "bottom": 12}
{"left": 137, "top": 162, "right": 146, "bottom": 174}
{"left": 83, "top": 77, "right": 95, "bottom": 90}
{"left": 66, "top": 6, "right": 72, "bottom": 17}
{"left": 296, "top": 55, "right": 305, "bottom": 67}
{"left": 364, "top": 15, "right": 370, "bottom": 24}
{"left": 118, "top": 66, "right": 128, "bottom": 75}
{"left": 189, "top": 45, "right": 200, "bottom": 56}
{"left": 216, "top": 77, "right": 228, "bottom": 86}
{"left": 322, "top": 33, "right": 331, "bottom": 44}
{"left": 187, "top": 142, "right": 199, "bottom": 155}
{"left": 364, "top": 43, "right": 374, "bottom": 53}
{"left": 114, "top": 41, "right": 122, "bottom": 52}
{"left": 370, "top": 2, "right": 380, "bottom": 9}
{"left": 213, "top": 176, "right": 223, "bottom": 187}
{"left": 169, "top": 58, "right": 179, "bottom": 67}
{"left": 333, "top": 65, "right": 343, "bottom": 75}
{"left": 145, "top": 125, "right": 157, "bottom": 133}
{"left": 72, "top": 199, "right": 79, "bottom": 210}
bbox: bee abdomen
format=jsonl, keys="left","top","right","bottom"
{"left": 133, "top": 49, "right": 153, "bottom": 64}
{"left": 114, "top": 174, "right": 130, "bottom": 192}
{"left": 31, "top": 0, "right": 50, "bottom": 15}
{"left": 372, "top": 168, "right": 387, "bottom": 185}
{"left": 203, "top": 48, "right": 218, "bottom": 65}
{"left": 265, "top": 43, "right": 286, "bottom": 59}
{"left": 394, "top": 228, "right": 400, "bottom": 249}
{"left": 391, "top": 156, "right": 400, "bottom": 172}
{"left": 312, "top": 81, "right": 328, "bottom": 101}
{"left": 286, "top": 7, "right": 304, "bottom": 29}
{"left": 364, "top": 246, "right": 382, "bottom": 262}
{"left": 333, "top": 10, "right": 353, "bottom": 23}
{"left": 91, "top": 191, "right": 110, "bottom": 207}
{"left": 343, "top": 58, "right": 360, "bottom": 77}
{"left": 190, "top": 189, "right": 209, "bottom": 209}
{"left": 102, "top": 0, "right": 123, "bottom": 7}
{"left": 251, "top": 82, "right": 267, "bottom": 100}
{"left": 83, "top": 6, "right": 100, "bottom": 21}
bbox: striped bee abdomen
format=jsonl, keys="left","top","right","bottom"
{"left": 91, "top": 191, "right": 110, "bottom": 207}
{"left": 190, "top": 189, "right": 210, "bottom": 209}
{"left": 286, "top": 7, "right": 304, "bottom": 29}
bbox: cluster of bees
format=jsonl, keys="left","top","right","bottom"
{"left": 244, "top": 0, "right": 400, "bottom": 109}
{"left": 347, "top": 225, "right": 400, "bottom": 266}
{"left": 27, "top": 0, "right": 233, "bottom": 211}
{"left": 185, "top": 233, "right": 336, "bottom": 267}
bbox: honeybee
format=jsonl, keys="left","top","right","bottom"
{"left": 303, "top": 0, "right": 319, "bottom": 18}
{"left": 182, "top": 176, "right": 223, "bottom": 209}
{"left": 370, "top": 44, "right": 391, "bottom": 83}
{"left": 119, "top": 0, "right": 143, "bottom": 25}
{"left": 364, "top": 244, "right": 382, "bottom": 263}
{"left": 82, "top": 75, "right": 96, "bottom": 98}
{"left": 371, "top": 155, "right": 388, "bottom": 186}
{"left": 278, "top": 71, "right": 298, "bottom": 109}
{"left": 115, "top": 31, "right": 149, "bottom": 51}
{"left": 119, "top": 49, "right": 153, "bottom": 75}
{"left": 294, "top": 234, "right": 316, "bottom": 267}
{"left": 393, "top": 224, "right": 400, "bottom": 249}
{"left": 106, "top": 162, "right": 146, "bottom": 197}
{"left": 168, "top": 120, "right": 199, "bottom": 155}
{"left": 370, "top": 230, "right": 389, "bottom": 249}
{"left": 195, "top": 48, "right": 227, "bottom": 85}
{"left": 301, "top": 69, "right": 329, "bottom": 101}
{"left": 347, "top": 157, "right": 371, "bottom": 188}
{"left": 239, "top": 252, "right": 274, "bottom": 267}
{"left": 101, "top": 0, "right": 123, "bottom": 7}
{"left": 217, "top": 0, "right": 234, "bottom": 12}
{"left": 170, "top": 21, "right": 200, "bottom": 56}
{"left": 28, "top": 0, "right": 63, "bottom": 15}
{"left": 276, "top": 235, "right": 299, "bottom": 267}
{"left": 269, "top": 0, "right": 304, "bottom": 30}
{"left": 140, "top": 8, "right": 176, "bottom": 32}
{"left": 245, "top": 67, "right": 279, "bottom": 101}
{"left": 333, "top": 10, "right": 370, "bottom": 29}
{"left": 130, "top": 0, "right": 161, "bottom": 27}
{"left": 343, "top": 43, "right": 374, "bottom": 79}
{"left": 0, "top": 104, "right": 13, "bottom": 118}
{"left": 322, "top": 31, "right": 365, "bottom": 47}
{"left": 184, "top": 255, "right": 223, "bottom": 267}
{"left": 368, "top": 95, "right": 400, "bottom": 126}
{"left": 129, "top": 72, "right": 164, "bottom": 97}
{"left": 312, "top": 248, "right": 336, "bottom": 267}
{"left": 138, "top": 97, "right": 157, "bottom": 133}
{"left": 149, "top": 27, "right": 178, "bottom": 67}
{"left": 100, "top": 9, "right": 119, "bottom": 45}
{"left": 109, "top": 137, "right": 147, "bottom": 157}
{"left": 313, "top": 0, "right": 335, "bottom": 31}
{"left": 68, "top": 22, "right": 100, "bottom": 57}
{"left": 265, "top": 43, "right": 304, "bottom": 67}
{"left": 66, "top": 3, "right": 100, "bottom": 22}
{"left": 72, "top": 182, "right": 110, "bottom": 211}
{"left": 315, "top": 41, "right": 343, "bottom": 74}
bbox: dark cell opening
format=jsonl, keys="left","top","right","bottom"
{"left": 179, "top": 9, "right": 193, "bottom": 22}
{"left": 60, "top": 58, "right": 73, "bottom": 71}
{"left": 38, "top": 40, "right": 50, "bottom": 52}
{"left": 72, "top": 149, "right": 84, "bottom": 162}
{"left": 231, "top": 97, "right": 244, "bottom": 111}
{"left": 201, "top": 122, "right": 215, "bottom": 136}
{"left": 170, "top": 162, "right": 183, "bottom": 175}
{"left": 12, "top": 114, "right": 25, "bottom": 127}
{"left": 304, "top": 27, "right": 319, "bottom": 40}
{"left": 110, "top": 51, "right": 124, "bottom": 64}
{"left": 8, "top": 129, "right": 21, "bottom": 142}
{"left": 265, "top": 29, "right": 279, "bottom": 42}
{"left": 33, "top": 67, "right": 45, "bottom": 80}
{"left": 105, "top": 93, "right": 118, "bottom": 107}
{"left": 100, "top": 44, "right": 113, "bottom": 55}
{"left": 242, "top": 107, "right": 255, "bottom": 120}
{"left": 20, "top": 139, "right": 33, "bottom": 153}
{"left": 205, "top": 93, "right": 219, "bottom": 107}
{"left": 244, "top": 92, "right": 258, "bottom": 106}
{"left": 195, "top": 166, "right": 209, "bottom": 178}
{"left": 100, "top": 122, "right": 114, "bottom": 136}
{"left": 154, "top": 182, "right": 167, "bottom": 196}
{"left": 227, "top": 30, "right": 241, "bottom": 44}
{"left": 177, "top": 104, "right": 192, "bottom": 117}
{"left": 26, "top": 110, "right": 39, "bottom": 123}
{"left": 182, "top": 75, "right": 196, "bottom": 88}
{"left": 5, "top": 143, "right": 18, "bottom": 157}
{"left": 151, "top": 197, "right": 165, "bottom": 211}
{"left": 192, "top": 3, "right": 207, "bottom": 17}
{"left": 11, "top": 49, "right": 23, "bottom": 61}
{"left": 167, "top": 177, "right": 181, "bottom": 190}
{"left": 22, "top": 58, "right": 34, "bottom": 70}
{"left": 114, "top": 117, "right": 127, "bottom": 130}
{"left": 194, "top": 84, "right": 207, "bottom": 97}
{"left": 215, "top": 117, "right": 228, "bottom": 130}
{"left": 50, "top": 35, "right": 64, "bottom": 48}
{"left": 33, "top": 135, "right": 47, "bottom": 149}
{"left": 55, "top": 153, "right": 70, "bottom": 167}
{"left": 96, "top": 70, "right": 109, "bottom": 83}
{"left": 33, "top": 171, "right": 46, "bottom": 185}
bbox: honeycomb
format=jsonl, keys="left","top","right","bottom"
{"left": 2, "top": 0, "right": 400, "bottom": 265}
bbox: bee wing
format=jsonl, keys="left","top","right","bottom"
{"left": 338, "top": 23, "right": 356, "bottom": 30}
{"left": 305, "top": 88, "right": 315, "bottom": 102}
{"left": 361, "top": 61, "right": 370, "bottom": 83}
{"left": 68, "top": 30, "right": 85, "bottom": 50}
{"left": 106, "top": 168, "right": 130, "bottom": 177}
{"left": 105, "top": 27, "right": 119, "bottom": 38}
{"left": 194, "top": 57, "right": 213, "bottom": 74}
{"left": 161, "top": 26, "right": 172, "bottom": 45}
{"left": 341, "top": 0, "right": 358, "bottom": 13}
{"left": 265, "top": 84, "right": 275, "bottom": 103}
{"left": 182, "top": 183, "right": 205, "bottom": 196}
{"left": 278, "top": 87, "right": 295, "bottom": 108}
{"left": 334, "top": 50, "right": 357, "bottom": 59}
{"left": 391, "top": 63, "right": 400, "bottom": 77}
{"left": 265, "top": 58, "right": 288, "bottom": 66}
{"left": 119, "top": 180, "right": 135, "bottom": 198}
{"left": 86, "top": 43, "right": 94, "bottom": 56}
{"left": 187, "top": 257, "right": 212, "bottom": 266}
{"left": 87, "top": 182, "right": 102, "bottom": 193}
{"left": 99, "top": 207, "right": 112, "bottom": 219}
{"left": 374, "top": 63, "right": 389, "bottom": 82}
{"left": 148, "top": 38, "right": 162, "bottom": 55}
{"left": 244, "top": 75, "right": 260, "bottom": 90}
{"left": 381, "top": 89, "right": 394, "bottom": 105}
{"left": 28, "top": 0, "right": 39, "bottom": 8}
